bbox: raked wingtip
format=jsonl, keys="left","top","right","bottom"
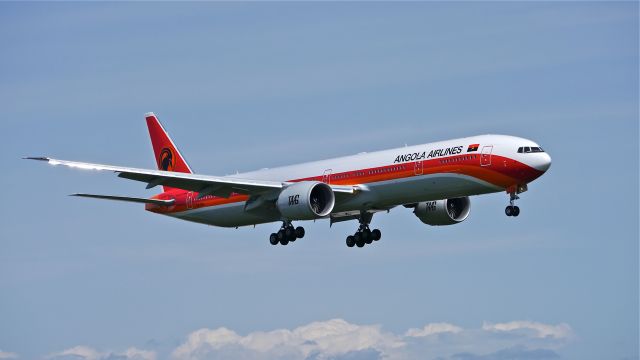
{"left": 23, "top": 156, "right": 50, "bottom": 161}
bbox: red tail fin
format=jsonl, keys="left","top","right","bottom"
{"left": 145, "top": 112, "right": 193, "bottom": 192}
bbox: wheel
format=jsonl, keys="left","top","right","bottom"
{"left": 505, "top": 206, "right": 513, "bottom": 216}
{"left": 277, "top": 230, "right": 286, "bottom": 240}
{"left": 371, "top": 229, "right": 381, "bottom": 241}
{"left": 354, "top": 232, "right": 365, "bottom": 247}
{"left": 280, "top": 238, "right": 289, "bottom": 246}
{"left": 285, "top": 227, "right": 295, "bottom": 239}
{"left": 295, "top": 226, "right": 305, "bottom": 239}
{"left": 363, "top": 229, "right": 373, "bottom": 244}
{"left": 269, "top": 233, "right": 278, "bottom": 245}
{"left": 346, "top": 235, "right": 355, "bottom": 247}
{"left": 512, "top": 206, "right": 520, "bottom": 217}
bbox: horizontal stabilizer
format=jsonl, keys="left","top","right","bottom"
{"left": 71, "top": 193, "right": 175, "bottom": 206}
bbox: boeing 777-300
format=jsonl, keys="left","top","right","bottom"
{"left": 26, "top": 112, "right": 551, "bottom": 248}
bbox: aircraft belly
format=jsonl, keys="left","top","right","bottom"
{"left": 171, "top": 203, "right": 279, "bottom": 227}
{"left": 170, "top": 173, "right": 501, "bottom": 227}
{"left": 335, "top": 173, "right": 501, "bottom": 210}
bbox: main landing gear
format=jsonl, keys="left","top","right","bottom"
{"left": 346, "top": 213, "right": 381, "bottom": 248}
{"left": 505, "top": 192, "right": 520, "bottom": 217}
{"left": 270, "top": 221, "right": 305, "bottom": 246}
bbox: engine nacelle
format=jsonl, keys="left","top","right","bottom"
{"left": 276, "top": 181, "right": 335, "bottom": 220}
{"left": 414, "top": 197, "right": 471, "bottom": 226}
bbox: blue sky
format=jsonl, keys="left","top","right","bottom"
{"left": 1, "top": 2, "right": 638, "bottom": 360}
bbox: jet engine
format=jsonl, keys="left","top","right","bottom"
{"left": 413, "top": 197, "right": 471, "bottom": 226}
{"left": 277, "top": 181, "right": 335, "bottom": 220}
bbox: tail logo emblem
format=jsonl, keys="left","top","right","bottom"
{"left": 159, "top": 148, "right": 174, "bottom": 171}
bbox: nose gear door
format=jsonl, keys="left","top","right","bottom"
{"left": 480, "top": 145, "right": 493, "bottom": 166}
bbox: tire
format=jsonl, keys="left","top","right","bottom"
{"left": 363, "top": 229, "right": 373, "bottom": 244}
{"left": 285, "top": 227, "right": 295, "bottom": 239}
{"left": 277, "top": 230, "right": 286, "bottom": 241}
{"left": 512, "top": 206, "right": 520, "bottom": 217}
{"left": 346, "top": 235, "right": 355, "bottom": 247}
{"left": 295, "top": 226, "right": 305, "bottom": 239}
{"left": 505, "top": 206, "right": 513, "bottom": 216}
{"left": 280, "top": 238, "right": 289, "bottom": 246}
{"left": 269, "top": 233, "right": 278, "bottom": 245}
{"left": 372, "top": 229, "right": 381, "bottom": 241}
{"left": 354, "top": 232, "right": 365, "bottom": 247}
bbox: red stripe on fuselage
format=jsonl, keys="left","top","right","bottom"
{"left": 146, "top": 154, "right": 543, "bottom": 214}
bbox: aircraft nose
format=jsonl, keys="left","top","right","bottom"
{"left": 537, "top": 153, "right": 552, "bottom": 172}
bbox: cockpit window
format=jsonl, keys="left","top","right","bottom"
{"left": 518, "top": 146, "right": 545, "bottom": 153}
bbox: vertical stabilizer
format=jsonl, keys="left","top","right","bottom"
{"left": 145, "top": 112, "right": 193, "bottom": 191}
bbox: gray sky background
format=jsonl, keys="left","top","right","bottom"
{"left": 1, "top": 2, "right": 638, "bottom": 360}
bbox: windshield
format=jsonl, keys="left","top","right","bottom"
{"left": 517, "top": 146, "right": 544, "bottom": 153}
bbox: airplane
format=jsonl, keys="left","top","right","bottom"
{"left": 26, "top": 112, "right": 551, "bottom": 248}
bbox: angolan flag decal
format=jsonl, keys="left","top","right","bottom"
{"left": 467, "top": 144, "right": 479, "bottom": 152}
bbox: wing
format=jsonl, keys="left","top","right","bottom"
{"left": 71, "top": 193, "right": 175, "bottom": 206}
{"left": 26, "top": 157, "right": 356, "bottom": 197}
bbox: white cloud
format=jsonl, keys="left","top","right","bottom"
{"left": 48, "top": 346, "right": 155, "bottom": 360}
{"left": 482, "top": 321, "right": 574, "bottom": 340}
{"left": 49, "top": 346, "right": 100, "bottom": 360}
{"left": 40, "top": 319, "right": 573, "bottom": 360}
{"left": 171, "top": 318, "right": 573, "bottom": 360}
{"left": 0, "top": 350, "right": 18, "bottom": 359}
{"left": 405, "top": 323, "right": 463, "bottom": 337}
{"left": 172, "top": 318, "right": 404, "bottom": 360}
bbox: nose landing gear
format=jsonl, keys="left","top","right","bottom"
{"left": 505, "top": 192, "right": 520, "bottom": 217}
{"left": 270, "top": 221, "right": 305, "bottom": 246}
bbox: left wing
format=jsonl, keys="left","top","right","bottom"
{"left": 25, "top": 157, "right": 356, "bottom": 197}
{"left": 71, "top": 193, "right": 175, "bottom": 206}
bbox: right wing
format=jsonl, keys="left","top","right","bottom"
{"left": 26, "top": 157, "right": 357, "bottom": 198}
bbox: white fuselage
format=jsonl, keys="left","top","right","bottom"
{"left": 165, "top": 134, "right": 551, "bottom": 227}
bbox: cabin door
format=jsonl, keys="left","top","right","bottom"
{"left": 322, "top": 169, "right": 332, "bottom": 184}
{"left": 480, "top": 145, "right": 493, "bottom": 166}
{"left": 186, "top": 191, "right": 194, "bottom": 209}
{"left": 414, "top": 159, "right": 424, "bottom": 175}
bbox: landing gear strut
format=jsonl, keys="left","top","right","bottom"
{"left": 270, "top": 221, "right": 305, "bottom": 246}
{"left": 505, "top": 192, "right": 520, "bottom": 217}
{"left": 346, "top": 212, "right": 381, "bottom": 248}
